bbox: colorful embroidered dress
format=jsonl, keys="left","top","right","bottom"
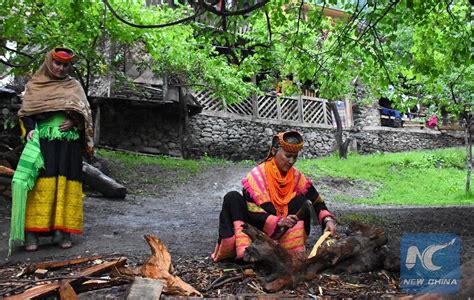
{"left": 211, "top": 160, "right": 335, "bottom": 262}
{"left": 24, "top": 112, "right": 84, "bottom": 234}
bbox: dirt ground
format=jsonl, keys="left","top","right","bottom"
{"left": 1, "top": 158, "right": 473, "bottom": 298}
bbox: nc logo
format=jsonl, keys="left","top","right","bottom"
{"left": 405, "top": 238, "right": 456, "bottom": 271}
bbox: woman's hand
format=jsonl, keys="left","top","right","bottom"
{"left": 59, "top": 119, "right": 75, "bottom": 132}
{"left": 277, "top": 214, "right": 298, "bottom": 229}
{"left": 324, "top": 218, "right": 337, "bottom": 236}
{"left": 26, "top": 130, "right": 35, "bottom": 141}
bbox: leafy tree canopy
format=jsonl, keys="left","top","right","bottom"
{"left": 1, "top": 0, "right": 472, "bottom": 116}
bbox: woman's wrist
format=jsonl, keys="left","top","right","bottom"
{"left": 323, "top": 216, "right": 335, "bottom": 225}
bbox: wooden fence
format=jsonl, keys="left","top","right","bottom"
{"left": 194, "top": 91, "right": 353, "bottom": 128}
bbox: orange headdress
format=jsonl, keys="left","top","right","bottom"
{"left": 51, "top": 47, "right": 75, "bottom": 63}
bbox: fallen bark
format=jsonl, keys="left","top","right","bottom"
{"left": 242, "top": 222, "right": 399, "bottom": 292}
{"left": 140, "top": 235, "right": 203, "bottom": 297}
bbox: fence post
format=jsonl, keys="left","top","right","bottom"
{"left": 222, "top": 98, "right": 227, "bottom": 112}
{"left": 298, "top": 95, "right": 304, "bottom": 123}
{"left": 322, "top": 99, "right": 328, "bottom": 125}
{"left": 276, "top": 96, "right": 282, "bottom": 120}
{"left": 252, "top": 76, "right": 258, "bottom": 120}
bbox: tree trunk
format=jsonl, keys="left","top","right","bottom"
{"left": 329, "top": 101, "right": 351, "bottom": 159}
{"left": 82, "top": 162, "right": 127, "bottom": 198}
{"left": 466, "top": 117, "right": 472, "bottom": 193}
{"left": 242, "top": 222, "right": 399, "bottom": 292}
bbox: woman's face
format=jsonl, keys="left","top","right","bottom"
{"left": 51, "top": 59, "right": 71, "bottom": 78}
{"left": 273, "top": 148, "right": 298, "bottom": 174}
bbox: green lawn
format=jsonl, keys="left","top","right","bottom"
{"left": 297, "top": 148, "right": 474, "bottom": 206}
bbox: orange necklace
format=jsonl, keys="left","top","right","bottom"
{"left": 264, "top": 158, "right": 296, "bottom": 217}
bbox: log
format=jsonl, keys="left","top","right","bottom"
{"left": 82, "top": 161, "right": 126, "bottom": 198}
{"left": 242, "top": 222, "right": 399, "bottom": 292}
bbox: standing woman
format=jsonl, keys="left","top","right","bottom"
{"left": 9, "top": 47, "right": 94, "bottom": 253}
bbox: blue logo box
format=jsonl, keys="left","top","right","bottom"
{"left": 400, "top": 233, "right": 460, "bottom": 294}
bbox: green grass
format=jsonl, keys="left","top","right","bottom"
{"left": 337, "top": 213, "right": 385, "bottom": 225}
{"left": 96, "top": 148, "right": 232, "bottom": 175}
{"left": 297, "top": 147, "right": 474, "bottom": 206}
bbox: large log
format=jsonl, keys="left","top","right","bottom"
{"left": 242, "top": 222, "right": 399, "bottom": 292}
{"left": 82, "top": 161, "right": 126, "bottom": 198}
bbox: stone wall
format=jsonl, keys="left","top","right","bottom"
{"left": 352, "top": 102, "right": 380, "bottom": 129}
{"left": 353, "top": 126, "right": 464, "bottom": 154}
{"left": 187, "top": 112, "right": 338, "bottom": 160}
{"left": 98, "top": 107, "right": 465, "bottom": 161}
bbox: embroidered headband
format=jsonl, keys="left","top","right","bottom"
{"left": 51, "top": 47, "right": 75, "bottom": 63}
{"left": 275, "top": 131, "right": 304, "bottom": 153}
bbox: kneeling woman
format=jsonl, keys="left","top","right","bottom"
{"left": 211, "top": 131, "right": 336, "bottom": 262}
{"left": 10, "top": 47, "right": 94, "bottom": 253}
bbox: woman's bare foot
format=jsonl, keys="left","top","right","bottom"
{"left": 58, "top": 232, "right": 72, "bottom": 249}
{"left": 24, "top": 232, "right": 38, "bottom": 252}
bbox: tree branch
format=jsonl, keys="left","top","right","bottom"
{"left": 265, "top": 10, "right": 272, "bottom": 44}
{"left": 296, "top": 0, "right": 305, "bottom": 36}
{"left": 0, "top": 45, "right": 34, "bottom": 59}
{"left": 355, "top": 0, "right": 400, "bottom": 42}
{"left": 103, "top": 0, "right": 204, "bottom": 29}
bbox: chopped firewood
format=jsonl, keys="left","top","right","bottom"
{"left": 59, "top": 281, "right": 78, "bottom": 300}
{"left": 140, "top": 235, "right": 202, "bottom": 297}
{"left": 4, "top": 258, "right": 126, "bottom": 299}
{"left": 76, "top": 278, "right": 131, "bottom": 294}
{"left": 25, "top": 255, "right": 103, "bottom": 275}
{"left": 308, "top": 231, "right": 331, "bottom": 259}
{"left": 126, "top": 277, "right": 164, "bottom": 300}
{"left": 33, "top": 268, "right": 48, "bottom": 279}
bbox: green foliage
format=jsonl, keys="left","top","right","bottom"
{"left": 1, "top": 0, "right": 472, "bottom": 111}
{"left": 297, "top": 148, "right": 474, "bottom": 206}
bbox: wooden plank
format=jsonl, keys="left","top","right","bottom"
{"left": 126, "top": 277, "right": 164, "bottom": 300}
{"left": 28, "top": 255, "right": 102, "bottom": 274}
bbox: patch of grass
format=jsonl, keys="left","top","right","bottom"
{"left": 297, "top": 147, "right": 474, "bottom": 206}
{"left": 337, "top": 213, "right": 385, "bottom": 225}
{"left": 97, "top": 149, "right": 231, "bottom": 175}
{"left": 333, "top": 194, "right": 355, "bottom": 202}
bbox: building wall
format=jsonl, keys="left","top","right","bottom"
{"left": 99, "top": 102, "right": 182, "bottom": 156}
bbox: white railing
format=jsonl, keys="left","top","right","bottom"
{"left": 194, "top": 90, "right": 352, "bottom": 127}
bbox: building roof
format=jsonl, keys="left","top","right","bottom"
{"left": 91, "top": 82, "right": 203, "bottom": 116}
